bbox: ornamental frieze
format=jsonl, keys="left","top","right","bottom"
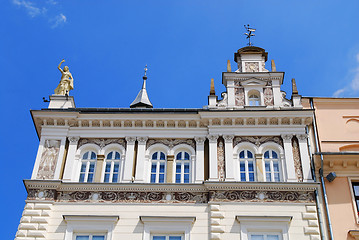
{"left": 209, "top": 190, "right": 314, "bottom": 203}
{"left": 146, "top": 139, "right": 196, "bottom": 150}
{"left": 233, "top": 136, "right": 283, "bottom": 147}
{"left": 78, "top": 138, "right": 126, "bottom": 150}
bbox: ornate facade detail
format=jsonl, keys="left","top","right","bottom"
{"left": 209, "top": 190, "right": 314, "bottom": 203}
{"left": 36, "top": 139, "right": 61, "bottom": 180}
{"left": 233, "top": 136, "right": 283, "bottom": 147}
{"left": 194, "top": 137, "right": 206, "bottom": 145}
{"left": 125, "top": 136, "right": 136, "bottom": 144}
{"left": 27, "top": 189, "right": 57, "bottom": 200}
{"left": 281, "top": 134, "right": 293, "bottom": 142}
{"left": 217, "top": 138, "right": 225, "bottom": 181}
{"left": 146, "top": 138, "right": 196, "bottom": 150}
{"left": 292, "top": 137, "right": 303, "bottom": 182}
{"left": 263, "top": 87, "right": 274, "bottom": 106}
{"left": 296, "top": 134, "right": 308, "bottom": 141}
{"left": 68, "top": 136, "right": 80, "bottom": 144}
{"left": 137, "top": 136, "right": 148, "bottom": 144}
{"left": 245, "top": 62, "right": 259, "bottom": 72}
{"left": 235, "top": 88, "right": 245, "bottom": 106}
{"left": 223, "top": 135, "right": 234, "bottom": 143}
{"left": 207, "top": 135, "right": 219, "bottom": 143}
{"left": 217, "top": 92, "right": 228, "bottom": 107}
{"left": 78, "top": 138, "right": 126, "bottom": 149}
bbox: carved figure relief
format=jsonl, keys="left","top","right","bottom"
{"left": 235, "top": 88, "right": 245, "bottom": 106}
{"left": 146, "top": 139, "right": 196, "bottom": 150}
{"left": 78, "top": 138, "right": 126, "bottom": 150}
{"left": 36, "top": 140, "right": 61, "bottom": 179}
{"left": 217, "top": 92, "right": 228, "bottom": 107}
{"left": 245, "top": 62, "right": 259, "bottom": 72}
{"left": 263, "top": 87, "right": 274, "bottom": 106}
{"left": 217, "top": 138, "right": 225, "bottom": 181}
{"left": 292, "top": 137, "right": 303, "bottom": 182}
{"left": 233, "top": 136, "right": 283, "bottom": 147}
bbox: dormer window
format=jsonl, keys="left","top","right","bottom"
{"left": 248, "top": 89, "right": 261, "bottom": 106}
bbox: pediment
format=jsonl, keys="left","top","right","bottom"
{"left": 241, "top": 77, "right": 267, "bottom": 86}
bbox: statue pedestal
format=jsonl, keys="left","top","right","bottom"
{"left": 48, "top": 95, "right": 76, "bottom": 109}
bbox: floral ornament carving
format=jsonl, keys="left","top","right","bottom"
{"left": 68, "top": 136, "right": 80, "bottom": 144}
{"left": 233, "top": 136, "right": 283, "bottom": 148}
{"left": 27, "top": 189, "right": 57, "bottom": 200}
{"left": 235, "top": 88, "right": 245, "bottom": 106}
{"left": 36, "top": 139, "right": 61, "bottom": 180}
{"left": 217, "top": 138, "right": 225, "bottom": 181}
{"left": 147, "top": 139, "right": 196, "bottom": 150}
{"left": 78, "top": 138, "right": 126, "bottom": 150}
{"left": 194, "top": 137, "right": 206, "bottom": 145}
{"left": 292, "top": 137, "right": 303, "bottom": 182}
{"left": 263, "top": 87, "right": 274, "bottom": 106}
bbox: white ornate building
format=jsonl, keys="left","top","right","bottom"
{"left": 16, "top": 46, "right": 323, "bottom": 240}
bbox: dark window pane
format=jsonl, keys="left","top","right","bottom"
{"left": 80, "top": 163, "right": 87, "bottom": 172}
{"left": 159, "top": 163, "right": 165, "bottom": 173}
{"left": 152, "top": 152, "right": 158, "bottom": 159}
{"left": 240, "top": 173, "right": 246, "bottom": 181}
{"left": 112, "top": 174, "right": 118, "bottom": 182}
{"left": 107, "top": 152, "right": 113, "bottom": 159}
{"left": 176, "top": 152, "right": 182, "bottom": 160}
{"left": 248, "top": 162, "right": 254, "bottom": 171}
{"left": 184, "top": 164, "right": 190, "bottom": 173}
{"left": 79, "top": 174, "right": 85, "bottom": 182}
{"left": 151, "top": 164, "right": 156, "bottom": 173}
{"left": 184, "top": 152, "right": 190, "bottom": 160}
{"left": 184, "top": 174, "right": 189, "bottom": 183}
{"left": 247, "top": 151, "right": 253, "bottom": 158}
{"left": 249, "top": 173, "right": 255, "bottom": 181}
{"left": 105, "top": 163, "right": 111, "bottom": 172}
{"left": 264, "top": 151, "right": 270, "bottom": 158}
{"left": 272, "top": 151, "right": 278, "bottom": 159}
{"left": 83, "top": 152, "right": 89, "bottom": 159}
{"left": 160, "top": 152, "right": 166, "bottom": 160}
{"left": 91, "top": 152, "right": 96, "bottom": 159}
{"left": 176, "top": 164, "right": 181, "bottom": 173}
{"left": 87, "top": 174, "right": 94, "bottom": 182}
{"left": 104, "top": 174, "right": 110, "bottom": 183}
{"left": 150, "top": 174, "right": 156, "bottom": 183}
{"left": 114, "top": 163, "right": 119, "bottom": 172}
{"left": 240, "top": 162, "right": 245, "bottom": 171}
{"left": 239, "top": 151, "right": 245, "bottom": 158}
{"left": 176, "top": 174, "right": 181, "bottom": 183}
{"left": 354, "top": 185, "right": 359, "bottom": 196}
{"left": 115, "top": 152, "right": 120, "bottom": 159}
{"left": 159, "top": 174, "right": 165, "bottom": 183}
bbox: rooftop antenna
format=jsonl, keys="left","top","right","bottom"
{"left": 144, "top": 64, "right": 148, "bottom": 76}
{"left": 244, "top": 24, "right": 256, "bottom": 46}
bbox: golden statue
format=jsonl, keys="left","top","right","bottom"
{"left": 54, "top": 59, "right": 74, "bottom": 95}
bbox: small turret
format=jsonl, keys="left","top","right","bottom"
{"left": 130, "top": 65, "right": 153, "bottom": 108}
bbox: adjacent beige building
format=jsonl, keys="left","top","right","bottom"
{"left": 303, "top": 97, "right": 359, "bottom": 240}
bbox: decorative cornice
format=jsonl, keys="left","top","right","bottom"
{"left": 146, "top": 138, "right": 196, "bottom": 150}
{"left": 78, "top": 138, "right": 126, "bottom": 150}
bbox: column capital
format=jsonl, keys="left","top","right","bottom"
{"left": 223, "top": 135, "right": 234, "bottom": 143}
{"left": 125, "top": 136, "right": 136, "bottom": 144}
{"left": 68, "top": 136, "right": 80, "bottom": 144}
{"left": 281, "top": 134, "right": 293, "bottom": 142}
{"left": 296, "top": 134, "right": 308, "bottom": 141}
{"left": 195, "top": 136, "right": 206, "bottom": 145}
{"left": 137, "top": 136, "right": 148, "bottom": 144}
{"left": 207, "top": 135, "right": 219, "bottom": 143}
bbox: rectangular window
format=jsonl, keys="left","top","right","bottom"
{"left": 75, "top": 234, "right": 106, "bottom": 240}
{"left": 152, "top": 235, "right": 183, "bottom": 240}
{"left": 352, "top": 182, "right": 359, "bottom": 214}
{"left": 249, "top": 233, "right": 281, "bottom": 240}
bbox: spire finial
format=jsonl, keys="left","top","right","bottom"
{"left": 210, "top": 78, "right": 216, "bottom": 96}
{"left": 227, "top": 60, "right": 232, "bottom": 72}
{"left": 292, "top": 78, "right": 299, "bottom": 95}
{"left": 244, "top": 24, "right": 256, "bottom": 46}
{"left": 271, "top": 60, "right": 276, "bottom": 72}
{"left": 144, "top": 64, "right": 148, "bottom": 76}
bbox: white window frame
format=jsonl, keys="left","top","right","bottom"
{"left": 63, "top": 215, "right": 119, "bottom": 240}
{"left": 236, "top": 216, "right": 291, "bottom": 240}
{"left": 151, "top": 234, "right": 184, "bottom": 240}
{"left": 248, "top": 232, "right": 282, "bottom": 240}
{"left": 174, "top": 151, "right": 191, "bottom": 183}
{"left": 103, "top": 150, "right": 122, "bottom": 183}
{"left": 150, "top": 151, "right": 167, "bottom": 183}
{"left": 140, "top": 216, "right": 195, "bottom": 240}
{"left": 74, "top": 233, "right": 106, "bottom": 240}
{"left": 79, "top": 151, "right": 97, "bottom": 183}
{"left": 263, "top": 150, "right": 282, "bottom": 182}
{"left": 239, "top": 149, "right": 256, "bottom": 182}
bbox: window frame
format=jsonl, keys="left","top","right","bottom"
{"left": 150, "top": 151, "right": 167, "bottom": 183}
{"left": 103, "top": 150, "right": 122, "bottom": 183}
{"left": 239, "top": 149, "right": 256, "bottom": 182}
{"left": 263, "top": 150, "right": 282, "bottom": 182}
{"left": 349, "top": 178, "right": 359, "bottom": 223}
{"left": 63, "top": 215, "right": 119, "bottom": 240}
{"left": 174, "top": 151, "right": 191, "bottom": 183}
{"left": 74, "top": 233, "right": 106, "bottom": 240}
{"left": 79, "top": 151, "right": 97, "bottom": 183}
{"left": 151, "top": 234, "right": 184, "bottom": 240}
{"left": 140, "top": 216, "right": 195, "bottom": 240}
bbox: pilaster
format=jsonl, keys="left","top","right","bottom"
{"left": 208, "top": 135, "right": 219, "bottom": 181}
{"left": 255, "top": 153, "right": 264, "bottom": 181}
{"left": 281, "top": 134, "right": 296, "bottom": 182}
{"left": 223, "top": 135, "right": 235, "bottom": 181}
{"left": 122, "top": 137, "right": 136, "bottom": 182}
{"left": 94, "top": 154, "right": 105, "bottom": 182}
{"left": 62, "top": 136, "right": 80, "bottom": 182}
{"left": 297, "top": 134, "right": 313, "bottom": 181}
{"left": 167, "top": 155, "right": 174, "bottom": 183}
{"left": 134, "top": 136, "right": 148, "bottom": 183}
{"left": 194, "top": 137, "right": 206, "bottom": 183}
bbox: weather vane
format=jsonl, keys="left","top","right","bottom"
{"left": 244, "top": 24, "right": 256, "bottom": 46}
{"left": 144, "top": 64, "right": 148, "bottom": 76}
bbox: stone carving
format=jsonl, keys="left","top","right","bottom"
{"left": 125, "top": 136, "right": 136, "bottom": 143}
{"left": 146, "top": 139, "right": 196, "bottom": 150}
{"left": 281, "top": 134, "right": 293, "bottom": 142}
{"left": 137, "top": 136, "right": 148, "bottom": 144}
{"left": 27, "top": 189, "right": 57, "bottom": 200}
{"left": 263, "top": 87, "right": 274, "bottom": 106}
{"left": 78, "top": 138, "right": 126, "bottom": 150}
{"left": 217, "top": 138, "right": 225, "bottom": 181}
{"left": 36, "top": 140, "right": 61, "bottom": 179}
{"left": 217, "top": 92, "right": 228, "bottom": 107}
{"left": 235, "top": 88, "right": 245, "bottom": 106}
{"left": 281, "top": 91, "right": 292, "bottom": 107}
{"left": 233, "top": 136, "right": 283, "bottom": 147}
{"left": 194, "top": 137, "right": 206, "bottom": 145}
{"left": 223, "top": 135, "right": 234, "bottom": 143}
{"left": 68, "top": 136, "right": 80, "bottom": 144}
{"left": 292, "top": 137, "right": 303, "bottom": 182}
{"left": 209, "top": 190, "right": 314, "bottom": 203}
{"left": 296, "top": 134, "right": 308, "bottom": 141}
{"left": 54, "top": 59, "right": 74, "bottom": 95}
{"left": 245, "top": 62, "right": 259, "bottom": 72}
{"left": 207, "top": 135, "right": 219, "bottom": 143}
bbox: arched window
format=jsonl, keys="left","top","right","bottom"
{"left": 264, "top": 150, "right": 281, "bottom": 182}
{"left": 79, "top": 151, "right": 97, "bottom": 183}
{"left": 239, "top": 150, "right": 255, "bottom": 181}
{"left": 175, "top": 151, "right": 191, "bottom": 183}
{"left": 104, "top": 151, "right": 121, "bottom": 183}
{"left": 150, "top": 151, "right": 166, "bottom": 183}
{"left": 249, "top": 94, "right": 260, "bottom": 106}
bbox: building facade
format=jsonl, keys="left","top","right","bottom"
{"left": 16, "top": 46, "right": 322, "bottom": 240}
{"left": 303, "top": 97, "right": 359, "bottom": 240}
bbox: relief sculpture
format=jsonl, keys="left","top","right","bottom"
{"left": 36, "top": 140, "right": 61, "bottom": 179}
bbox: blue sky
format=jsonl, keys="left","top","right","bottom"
{"left": 1, "top": 0, "right": 359, "bottom": 238}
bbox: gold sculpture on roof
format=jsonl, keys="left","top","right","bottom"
{"left": 54, "top": 59, "right": 74, "bottom": 95}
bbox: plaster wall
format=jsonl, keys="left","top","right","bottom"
{"left": 325, "top": 177, "right": 358, "bottom": 240}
